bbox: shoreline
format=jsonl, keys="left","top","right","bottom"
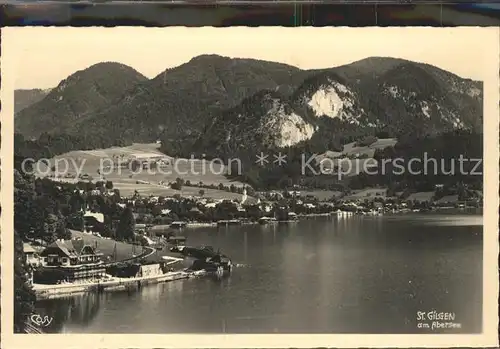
{"left": 186, "top": 222, "right": 217, "bottom": 228}
{"left": 184, "top": 208, "right": 482, "bottom": 225}
{"left": 33, "top": 208, "right": 481, "bottom": 301}
{"left": 33, "top": 269, "right": 205, "bottom": 300}
{"left": 147, "top": 208, "right": 482, "bottom": 233}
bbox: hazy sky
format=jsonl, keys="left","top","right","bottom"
{"left": 6, "top": 27, "right": 497, "bottom": 89}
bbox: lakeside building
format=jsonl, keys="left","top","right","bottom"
{"left": 40, "top": 239, "right": 103, "bottom": 266}
{"left": 23, "top": 243, "right": 40, "bottom": 267}
{"left": 37, "top": 239, "right": 106, "bottom": 284}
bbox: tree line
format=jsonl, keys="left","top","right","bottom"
{"left": 222, "top": 130, "right": 484, "bottom": 192}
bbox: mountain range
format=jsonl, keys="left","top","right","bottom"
{"left": 15, "top": 55, "right": 483, "bottom": 160}
{"left": 193, "top": 58, "right": 483, "bottom": 159}
{"left": 14, "top": 88, "right": 52, "bottom": 114}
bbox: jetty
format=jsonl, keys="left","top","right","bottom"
{"left": 33, "top": 269, "right": 195, "bottom": 300}
{"left": 217, "top": 219, "right": 241, "bottom": 227}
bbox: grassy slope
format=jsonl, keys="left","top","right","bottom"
{"left": 299, "top": 190, "right": 343, "bottom": 201}
{"left": 70, "top": 230, "right": 180, "bottom": 263}
{"left": 35, "top": 143, "right": 246, "bottom": 199}
{"left": 407, "top": 192, "right": 435, "bottom": 202}
{"left": 343, "top": 188, "right": 388, "bottom": 201}
{"left": 315, "top": 138, "right": 398, "bottom": 177}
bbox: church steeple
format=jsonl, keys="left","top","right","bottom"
{"left": 241, "top": 188, "right": 248, "bottom": 204}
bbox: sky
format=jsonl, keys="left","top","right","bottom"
{"left": 6, "top": 26, "right": 497, "bottom": 89}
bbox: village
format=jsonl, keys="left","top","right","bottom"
{"left": 21, "top": 170, "right": 482, "bottom": 301}
{"left": 20, "top": 141, "right": 483, "bottom": 301}
{"left": 9, "top": 25, "right": 490, "bottom": 339}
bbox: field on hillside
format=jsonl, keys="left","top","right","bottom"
{"left": 33, "top": 139, "right": 399, "bottom": 196}
{"left": 342, "top": 138, "right": 398, "bottom": 157}
{"left": 299, "top": 190, "right": 343, "bottom": 201}
{"left": 407, "top": 192, "right": 435, "bottom": 202}
{"left": 315, "top": 138, "right": 398, "bottom": 176}
{"left": 343, "top": 188, "right": 388, "bottom": 201}
{"left": 35, "top": 143, "right": 246, "bottom": 198}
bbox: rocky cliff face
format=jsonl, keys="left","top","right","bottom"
{"left": 194, "top": 59, "right": 482, "bottom": 160}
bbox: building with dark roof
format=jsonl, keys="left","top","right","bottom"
{"left": 37, "top": 239, "right": 106, "bottom": 283}
{"left": 40, "top": 240, "right": 103, "bottom": 267}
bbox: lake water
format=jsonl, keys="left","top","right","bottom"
{"left": 35, "top": 212, "right": 483, "bottom": 334}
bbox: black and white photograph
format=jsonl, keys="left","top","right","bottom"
{"left": 2, "top": 27, "right": 498, "bottom": 348}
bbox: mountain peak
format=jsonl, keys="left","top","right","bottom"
{"left": 15, "top": 61, "right": 148, "bottom": 138}
{"left": 190, "top": 54, "right": 228, "bottom": 61}
{"left": 350, "top": 56, "right": 410, "bottom": 64}
{"left": 63, "top": 61, "right": 147, "bottom": 81}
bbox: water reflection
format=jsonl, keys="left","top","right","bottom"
{"left": 36, "top": 292, "right": 101, "bottom": 333}
{"left": 35, "top": 214, "right": 482, "bottom": 334}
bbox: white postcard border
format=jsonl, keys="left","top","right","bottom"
{"left": 1, "top": 26, "right": 499, "bottom": 348}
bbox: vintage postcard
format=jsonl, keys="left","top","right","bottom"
{"left": 1, "top": 26, "right": 499, "bottom": 348}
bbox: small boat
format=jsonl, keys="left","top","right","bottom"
{"left": 187, "top": 270, "right": 207, "bottom": 278}
{"left": 258, "top": 217, "right": 278, "bottom": 225}
{"left": 170, "top": 221, "right": 187, "bottom": 229}
{"left": 240, "top": 218, "right": 255, "bottom": 225}
{"left": 278, "top": 220, "right": 299, "bottom": 224}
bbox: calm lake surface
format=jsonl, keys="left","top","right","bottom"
{"left": 35, "top": 212, "right": 483, "bottom": 334}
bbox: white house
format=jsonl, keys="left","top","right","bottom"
{"left": 23, "top": 243, "right": 40, "bottom": 267}
{"left": 262, "top": 203, "right": 273, "bottom": 213}
{"left": 84, "top": 211, "right": 104, "bottom": 224}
